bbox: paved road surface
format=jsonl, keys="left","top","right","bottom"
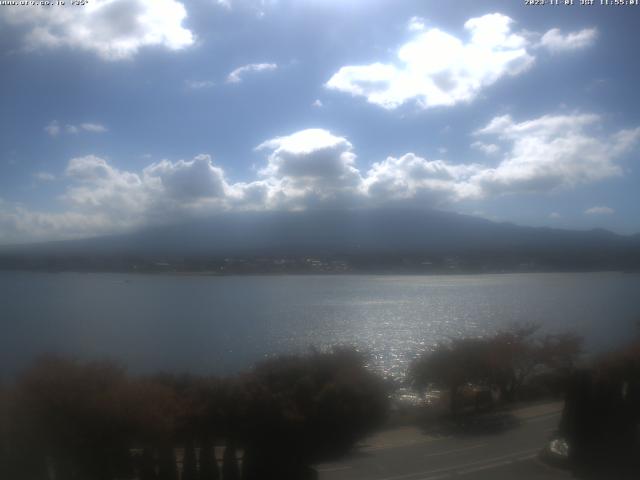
{"left": 316, "top": 402, "right": 571, "bottom": 480}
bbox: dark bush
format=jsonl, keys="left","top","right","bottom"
{"left": 409, "top": 325, "right": 583, "bottom": 414}
{"left": 3, "top": 348, "right": 388, "bottom": 479}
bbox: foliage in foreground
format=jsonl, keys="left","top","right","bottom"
{"left": 559, "top": 338, "right": 640, "bottom": 475}
{"left": 0, "top": 348, "right": 389, "bottom": 480}
{"left": 408, "top": 324, "right": 583, "bottom": 414}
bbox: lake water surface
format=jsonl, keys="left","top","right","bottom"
{"left": 1, "top": 272, "right": 639, "bottom": 379}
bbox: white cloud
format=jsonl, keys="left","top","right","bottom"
{"left": 65, "top": 155, "right": 117, "bottom": 182}
{"left": 471, "top": 113, "right": 639, "bottom": 196}
{"left": 539, "top": 28, "right": 598, "bottom": 53}
{"left": 326, "top": 13, "right": 534, "bottom": 110}
{"left": 585, "top": 206, "right": 614, "bottom": 215}
{"left": 63, "top": 155, "right": 148, "bottom": 217}
{"left": 327, "top": 15, "right": 598, "bottom": 111}
{"left": 144, "top": 154, "right": 230, "bottom": 200}
{"left": 312, "top": 99, "right": 324, "bottom": 108}
{"left": 256, "top": 128, "right": 355, "bottom": 178}
{"left": 0, "top": 199, "right": 120, "bottom": 244}
{"left": 471, "top": 141, "right": 500, "bottom": 155}
{"left": 363, "top": 153, "right": 482, "bottom": 205}
{"left": 233, "top": 114, "right": 640, "bottom": 209}
{"left": 256, "top": 129, "right": 357, "bottom": 182}
{"left": 226, "top": 63, "right": 278, "bottom": 83}
{"left": 1, "top": 154, "right": 236, "bottom": 243}
{"left": 46, "top": 121, "right": 108, "bottom": 136}
{"left": 251, "top": 129, "right": 363, "bottom": 208}
{"left": 407, "top": 16, "right": 426, "bottom": 32}
{"left": 359, "top": 110, "right": 639, "bottom": 204}
{"left": 3, "top": 114, "right": 639, "bottom": 243}
{"left": 1, "top": 0, "right": 194, "bottom": 61}
{"left": 243, "top": 130, "right": 476, "bottom": 211}
{"left": 62, "top": 154, "right": 232, "bottom": 214}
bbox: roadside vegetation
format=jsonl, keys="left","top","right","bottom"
{"left": 0, "top": 348, "right": 388, "bottom": 480}
{"left": 408, "top": 324, "right": 583, "bottom": 416}
{"left": 0, "top": 325, "right": 638, "bottom": 479}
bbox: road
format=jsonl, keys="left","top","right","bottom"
{"left": 316, "top": 402, "right": 571, "bottom": 480}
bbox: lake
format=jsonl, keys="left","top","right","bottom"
{"left": 1, "top": 271, "right": 639, "bottom": 379}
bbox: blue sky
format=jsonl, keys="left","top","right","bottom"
{"left": 1, "top": 0, "right": 639, "bottom": 243}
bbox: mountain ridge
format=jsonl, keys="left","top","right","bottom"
{"left": 1, "top": 209, "right": 639, "bottom": 272}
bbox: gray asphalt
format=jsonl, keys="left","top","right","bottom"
{"left": 316, "top": 407, "right": 571, "bottom": 480}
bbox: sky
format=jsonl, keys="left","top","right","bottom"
{"left": 1, "top": 0, "right": 639, "bottom": 244}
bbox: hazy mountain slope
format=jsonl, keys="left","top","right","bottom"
{"left": 3, "top": 209, "right": 638, "bottom": 259}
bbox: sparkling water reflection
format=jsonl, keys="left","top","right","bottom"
{"left": 1, "top": 272, "right": 639, "bottom": 379}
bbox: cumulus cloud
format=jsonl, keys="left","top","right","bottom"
{"left": 312, "top": 99, "right": 323, "bottom": 108}
{"left": 0, "top": 154, "right": 236, "bottom": 243}
{"left": 407, "top": 16, "right": 426, "bottom": 32}
{"left": 2, "top": 114, "right": 639, "bottom": 243}
{"left": 45, "top": 121, "right": 108, "bottom": 136}
{"left": 256, "top": 129, "right": 358, "bottom": 182}
{"left": 144, "top": 154, "right": 230, "bottom": 201}
{"left": 363, "top": 154, "right": 482, "bottom": 205}
{"left": 471, "top": 141, "right": 500, "bottom": 155}
{"left": 4, "top": 153, "right": 229, "bottom": 243}
{"left": 361, "top": 113, "right": 639, "bottom": 203}
{"left": 250, "top": 129, "right": 363, "bottom": 208}
{"left": 585, "top": 206, "right": 614, "bottom": 215}
{"left": 249, "top": 114, "right": 639, "bottom": 209}
{"left": 0, "top": 199, "right": 119, "bottom": 244}
{"left": 326, "top": 13, "right": 535, "bottom": 110}
{"left": 472, "top": 114, "right": 639, "bottom": 195}
{"left": 62, "top": 155, "right": 149, "bottom": 222}
{"left": 326, "top": 14, "right": 599, "bottom": 111}
{"left": 539, "top": 27, "right": 598, "bottom": 53}
{"left": 1, "top": 0, "right": 194, "bottom": 60}
{"left": 226, "top": 63, "right": 278, "bottom": 83}
{"left": 62, "top": 154, "right": 233, "bottom": 218}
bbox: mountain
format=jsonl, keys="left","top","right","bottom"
{"left": 1, "top": 209, "right": 639, "bottom": 273}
